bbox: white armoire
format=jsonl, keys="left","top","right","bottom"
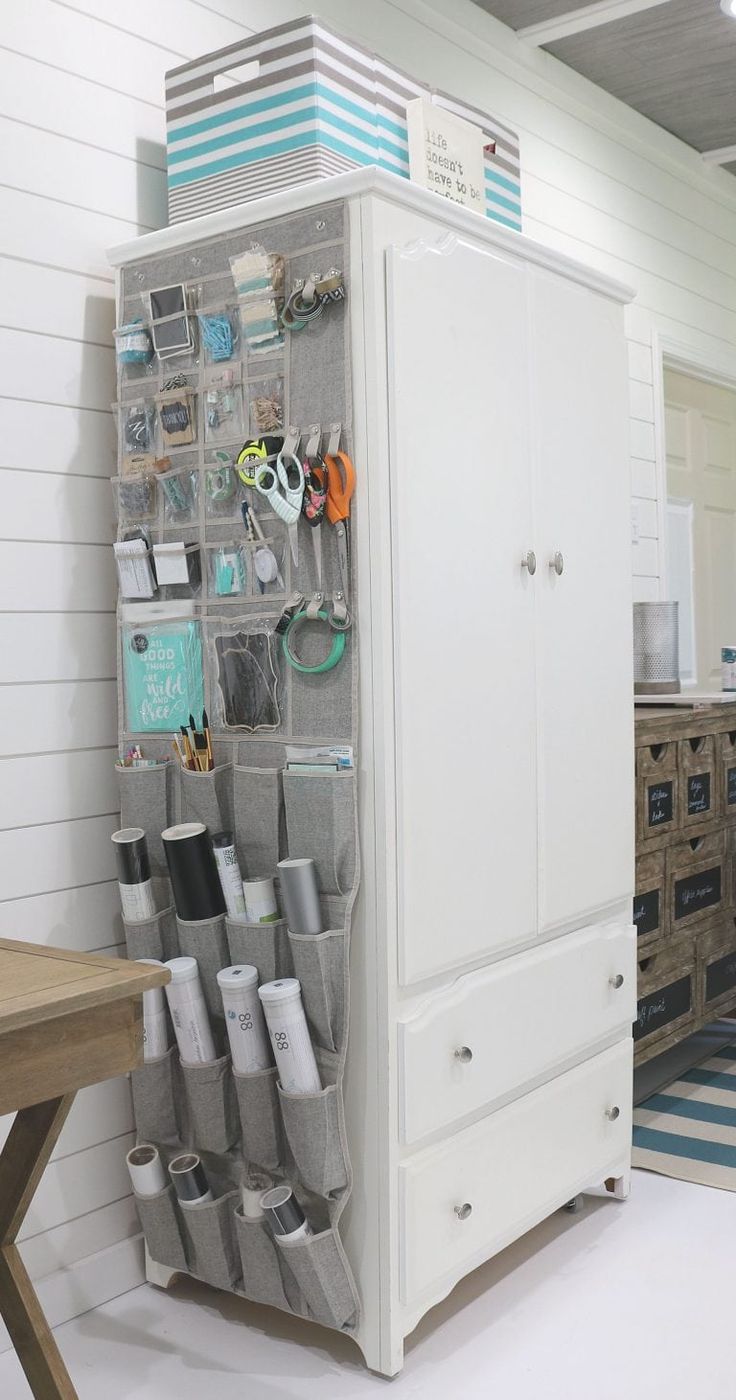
{"left": 110, "top": 168, "right": 636, "bottom": 1377}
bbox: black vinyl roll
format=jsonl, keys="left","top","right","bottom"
{"left": 162, "top": 822, "right": 226, "bottom": 920}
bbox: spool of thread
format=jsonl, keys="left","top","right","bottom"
{"left": 164, "top": 957, "right": 216, "bottom": 1065}
{"left": 168, "top": 1153, "right": 213, "bottom": 1209}
{"left": 241, "top": 1171, "right": 270, "bottom": 1219}
{"left": 258, "top": 978, "right": 321, "bottom": 1094}
{"left": 242, "top": 876, "right": 279, "bottom": 924}
{"left": 212, "top": 831, "right": 247, "bottom": 918}
{"left": 126, "top": 1144, "right": 167, "bottom": 1198}
{"left": 136, "top": 959, "right": 169, "bottom": 1060}
{"left": 162, "top": 822, "right": 226, "bottom": 921}
{"left": 111, "top": 828, "right": 156, "bottom": 921}
{"left": 261, "top": 1185, "right": 311, "bottom": 1241}
{"left": 217, "top": 965, "right": 271, "bottom": 1073}
{"left": 277, "top": 858, "right": 322, "bottom": 935}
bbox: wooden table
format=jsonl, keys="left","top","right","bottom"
{"left": 0, "top": 939, "right": 169, "bottom": 1399}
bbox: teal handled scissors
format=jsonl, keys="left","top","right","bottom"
{"left": 254, "top": 448, "right": 305, "bottom": 566}
{"left": 324, "top": 450, "right": 356, "bottom": 629}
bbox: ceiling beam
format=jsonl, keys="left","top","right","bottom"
{"left": 517, "top": 0, "right": 674, "bottom": 47}
{"left": 702, "top": 145, "right": 736, "bottom": 166}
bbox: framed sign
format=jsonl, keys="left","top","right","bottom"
{"left": 406, "top": 97, "right": 486, "bottom": 214}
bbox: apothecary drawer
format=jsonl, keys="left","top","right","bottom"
{"left": 398, "top": 923, "right": 635, "bottom": 1144}
{"left": 634, "top": 935, "right": 695, "bottom": 1058}
{"left": 699, "top": 916, "right": 736, "bottom": 1018}
{"left": 634, "top": 850, "right": 666, "bottom": 947}
{"left": 666, "top": 829, "right": 729, "bottom": 934}
{"left": 678, "top": 735, "right": 717, "bottom": 830}
{"left": 399, "top": 1039, "right": 632, "bottom": 1304}
{"left": 637, "top": 741, "right": 679, "bottom": 843}
{"left": 718, "top": 730, "right": 736, "bottom": 816}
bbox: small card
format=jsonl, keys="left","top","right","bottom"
{"left": 153, "top": 542, "right": 190, "bottom": 585}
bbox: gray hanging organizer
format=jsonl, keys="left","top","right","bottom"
{"left": 114, "top": 199, "right": 361, "bottom": 1333}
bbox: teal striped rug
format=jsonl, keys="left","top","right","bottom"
{"left": 633, "top": 1046, "right": 736, "bottom": 1189}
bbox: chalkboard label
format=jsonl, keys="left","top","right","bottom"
{"left": 634, "top": 975, "right": 691, "bottom": 1042}
{"left": 633, "top": 888, "right": 660, "bottom": 937}
{"left": 674, "top": 865, "right": 721, "bottom": 922}
{"left": 727, "top": 767, "right": 736, "bottom": 806}
{"left": 705, "top": 949, "right": 736, "bottom": 1005}
{"left": 687, "top": 771, "right": 711, "bottom": 816}
{"left": 647, "top": 781, "right": 673, "bottom": 828}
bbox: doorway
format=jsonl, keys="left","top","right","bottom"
{"left": 664, "top": 368, "right": 736, "bottom": 689}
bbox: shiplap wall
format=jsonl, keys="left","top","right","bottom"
{"left": 2, "top": 0, "right": 735, "bottom": 1344}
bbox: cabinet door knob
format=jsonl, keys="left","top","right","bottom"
{"left": 605, "top": 1106, "right": 621, "bottom": 1121}
{"left": 521, "top": 550, "right": 537, "bottom": 575}
{"left": 454, "top": 1046, "right": 473, "bottom": 1063}
{"left": 609, "top": 974, "right": 624, "bottom": 989}
{"left": 454, "top": 1203, "right": 473, "bottom": 1221}
{"left": 549, "top": 551, "right": 564, "bottom": 576}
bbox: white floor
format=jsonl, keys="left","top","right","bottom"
{"left": 2, "top": 1169, "right": 734, "bottom": 1398}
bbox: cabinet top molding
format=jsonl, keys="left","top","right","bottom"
{"left": 107, "top": 167, "right": 634, "bottom": 306}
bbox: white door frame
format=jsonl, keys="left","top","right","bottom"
{"left": 652, "top": 331, "right": 736, "bottom": 596}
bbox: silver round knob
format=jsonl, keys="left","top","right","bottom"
{"left": 521, "top": 550, "right": 537, "bottom": 575}
{"left": 550, "top": 551, "right": 564, "bottom": 576}
{"left": 609, "top": 974, "right": 624, "bottom": 990}
{"left": 454, "top": 1046, "right": 473, "bottom": 1063}
{"left": 454, "top": 1203, "right": 472, "bottom": 1221}
{"left": 605, "top": 1106, "right": 621, "bottom": 1121}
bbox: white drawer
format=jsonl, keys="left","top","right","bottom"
{"left": 399, "top": 1037, "right": 632, "bottom": 1304}
{"left": 398, "top": 922, "right": 635, "bottom": 1143}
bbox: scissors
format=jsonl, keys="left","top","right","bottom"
{"left": 255, "top": 449, "right": 304, "bottom": 566}
{"left": 324, "top": 450, "right": 356, "bottom": 627}
{"left": 302, "top": 454, "right": 329, "bottom": 588}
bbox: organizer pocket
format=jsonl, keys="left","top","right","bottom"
{"left": 134, "top": 1185, "right": 188, "bottom": 1273}
{"left": 179, "top": 1190, "right": 242, "bottom": 1292}
{"left": 180, "top": 1053, "right": 238, "bottom": 1154}
{"left": 277, "top": 1078, "right": 348, "bottom": 1198}
{"left": 226, "top": 917, "right": 289, "bottom": 985}
{"left": 233, "top": 1065, "right": 282, "bottom": 1173}
{"left": 176, "top": 914, "right": 229, "bottom": 1020}
{"left": 130, "top": 1047, "right": 181, "bottom": 1148}
{"left": 124, "top": 906, "right": 178, "bottom": 962}
{"left": 180, "top": 763, "right": 234, "bottom": 835}
{"left": 277, "top": 1229, "right": 359, "bottom": 1331}
{"left": 116, "top": 762, "right": 172, "bottom": 875}
{"left": 287, "top": 929, "right": 346, "bottom": 1054}
{"left": 235, "top": 1210, "right": 302, "bottom": 1313}
{"left": 283, "top": 771, "right": 356, "bottom": 896}
{"left": 233, "top": 766, "right": 284, "bottom": 877}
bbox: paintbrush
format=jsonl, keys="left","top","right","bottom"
{"left": 202, "top": 708, "right": 213, "bottom": 769}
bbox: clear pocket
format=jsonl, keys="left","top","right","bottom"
{"left": 207, "top": 543, "right": 248, "bottom": 599}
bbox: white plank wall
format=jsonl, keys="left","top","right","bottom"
{"left": 1, "top": 0, "right": 735, "bottom": 1347}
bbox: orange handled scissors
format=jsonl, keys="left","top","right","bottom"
{"left": 324, "top": 451, "right": 356, "bottom": 625}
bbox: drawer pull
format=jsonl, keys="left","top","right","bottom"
{"left": 454, "top": 1046, "right": 473, "bottom": 1064}
{"left": 605, "top": 1106, "right": 621, "bottom": 1121}
{"left": 454, "top": 1203, "right": 473, "bottom": 1221}
{"left": 609, "top": 974, "right": 624, "bottom": 990}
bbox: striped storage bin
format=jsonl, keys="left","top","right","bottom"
{"left": 165, "top": 16, "right": 522, "bottom": 232}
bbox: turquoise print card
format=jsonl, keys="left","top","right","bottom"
{"left": 123, "top": 621, "right": 204, "bottom": 732}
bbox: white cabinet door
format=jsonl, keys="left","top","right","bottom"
{"left": 530, "top": 270, "right": 634, "bottom": 933}
{"left": 387, "top": 234, "right": 537, "bottom": 985}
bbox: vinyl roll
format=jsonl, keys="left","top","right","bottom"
{"left": 277, "top": 858, "right": 322, "bottom": 935}
{"left": 261, "top": 1184, "right": 310, "bottom": 1240}
{"left": 127, "top": 1144, "right": 167, "bottom": 1198}
{"left": 168, "top": 1152, "right": 212, "bottom": 1207}
{"left": 162, "top": 822, "right": 226, "bottom": 921}
{"left": 112, "top": 827, "right": 151, "bottom": 885}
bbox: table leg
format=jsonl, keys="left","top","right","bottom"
{"left": 0, "top": 1095, "right": 78, "bottom": 1399}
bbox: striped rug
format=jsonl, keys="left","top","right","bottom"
{"left": 633, "top": 1045, "right": 736, "bottom": 1189}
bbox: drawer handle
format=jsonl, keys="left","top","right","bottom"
{"left": 454, "top": 1203, "right": 473, "bottom": 1221}
{"left": 454, "top": 1046, "right": 473, "bottom": 1063}
{"left": 521, "top": 550, "right": 537, "bottom": 575}
{"left": 605, "top": 1106, "right": 621, "bottom": 1122}
{"left": 609, "top": 974, "right": 624, "bottom": 990}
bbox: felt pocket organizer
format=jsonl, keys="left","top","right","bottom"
{"left": 134, "top": 1185, "right": 188, "bottom": 1273}
{"left": 225, "top": 917, "right": 289, "bottom": 985}
{"left": 277, "top": 1229, "right": 359, "bottom": 1331}
{"left": 180, "top": 763, "right": 234, "bottom": 835}
{"left": 116, "top": 762, "right": 173, "bottom": 875}
{"left": 179, "top": 1190, "right": 242, "bottom": 1291}
{"left": 287, "top": 929, "right": 347, "bottom": 1055}
{"left": 123, "top": 906, "right": 177, "bottom": 963}
{"left": 235, "top": 1209, "right": 303, "bottom": 1313}
{"left": 282, "top": 771, "right": 357, "bottom": 896}
{"left": 130, "top": 1047, "right": 181, "bottom": 1148}
{"left": 180, "top": 1053, "right": 239, "bottom": 1155}
{"left": 232, "top": 765, "right": 284, "bottom": 877}
{"left": 233, "top": 1065, "right": 282, "bottom": 1173}
{"left": 277, "top": 1076, "right": 348, "bottom": 1198}
{"left": 176, "top": 914, "right": 229, "bottom": 1019}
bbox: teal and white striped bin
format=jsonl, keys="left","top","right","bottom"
{"left": 165, "top": 15, "right": 522, "bottom": 232}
